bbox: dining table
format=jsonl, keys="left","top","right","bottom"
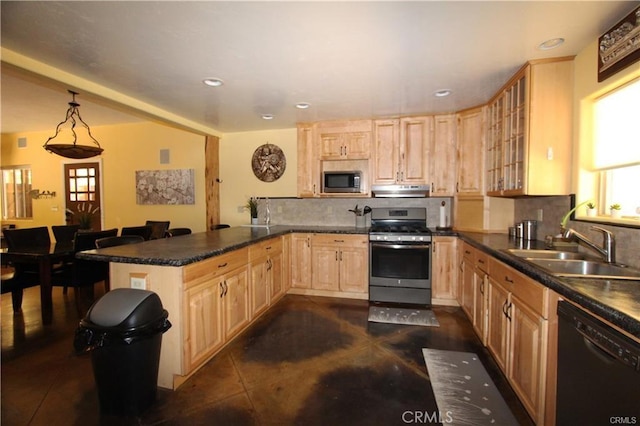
{"left": 1, "top": 242, "right": 75, "bottom": 325}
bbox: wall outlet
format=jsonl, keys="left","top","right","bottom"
{"left": 130, "top": 274, "right": 147, "bottom": 290}
{"left": 536, "top": 209, "right": 544, "bottom": 221}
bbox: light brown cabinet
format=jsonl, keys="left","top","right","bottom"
{"left": 183, "top": 248, "right": 249, "bottom": 374}
{"left": 486, "top": 57, "right": 574, "bottom": 196}
{"left": 372, "top": 117, "right": 432, "bottom": 185}
{"left": 249, "top": 237, "right": 284, "bottom": 318}
{"left": 297, "top": 123, "right": 319, "bottom": 197}
{"left": 456, "top": 107, "right": 485, "bottom": 197}
{"left": 431, "top": 236, "right": 458, "bottom": 303}
{"left": 459, "top": 243, "right": 475, "bottom": 319}
{"left": 318, "top": 120, "right": 371, "bottom": 160}
{"left": 311, "top": 234, "right": 368, "bottom": 294}
{"left": 290, "top": 233, "right": 312, "bottom": 289}
{"left": 486, "top": 257, "right": 549, "bottom": 424}
{"left": 431, "top": 114, "right": 457, "bottom": 196}
{"left": 458, "top": 242, "right": 488, "bottom": 342}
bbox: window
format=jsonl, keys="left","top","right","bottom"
{"left": 1, "top": 166, "right": 33, "bottom": 219}
{"left": 579, "top": 77, "right": 640, "bottom": 224}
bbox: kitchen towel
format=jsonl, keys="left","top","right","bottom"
{"left": 423, "top": 348, "right": 519, "bottom": 426}
{"left": 368, "top": 306, "right": 439, "bottom": 327}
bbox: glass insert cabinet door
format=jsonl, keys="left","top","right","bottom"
{"left": 503, "top": 75, "right": 526, "bottom": 193}
{"left": 486, "top": 71, "right": 527, "bottom": 196}
{"left": 64, "top": 162, "right": 102, "bottom": 230}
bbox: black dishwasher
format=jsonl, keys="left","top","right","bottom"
{"left": 556, "top": 301, "right": 640, "bottom": 425}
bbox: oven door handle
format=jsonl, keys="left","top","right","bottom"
{"left": 370, "top": 242, "right": 431, "bottom": 250}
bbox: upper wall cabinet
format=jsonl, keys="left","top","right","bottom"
{"left": 318, "top": 119, "right": 371, "bottom": 160}
{"left": 297, "top": 123, "right": 319, "bottom": 197}
{"left": 486, "top": 57, "right": 574, "bottom": 197}
{"left": 372, "top": 117, "right": 432, "bottom": 185}
{"left": 431, "top": 114, "right": 458, "bottom": 197}
{"left": 457, "top": 107, "right": 486, "bottom": 197}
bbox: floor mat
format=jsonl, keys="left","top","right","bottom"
{"left": 367, "top": 306, "right": 439, "bottom": 327}
{"left": 423, "top": 348, "right": 519, "bottom": 426}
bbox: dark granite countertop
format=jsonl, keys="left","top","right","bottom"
{"left": 75, "top": 225, "right": 369, "bottom": 267}
{"left": 459, "top": 232, "right": 640, "bottom": 340}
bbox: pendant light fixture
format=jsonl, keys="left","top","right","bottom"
{"left": 43, "top": 90, "right": 104, "bottom": 159}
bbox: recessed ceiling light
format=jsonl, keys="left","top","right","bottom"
{"left": 538, "top": 38, "right": 565, "bottom": 50}
{"left": 296, "top": 102, "right": 311, "bottom": 109}
{"left": 203, "top": 78, "right": 224, "bottom": 87}
{"left": 261, "top": 114, "right": 274, "bottom": 120}
{"left": 434, "top": 89, "right": 452, "bottom": 98}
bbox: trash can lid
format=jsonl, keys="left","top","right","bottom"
{"left": 87, "top": 288, "right": 164, "bottom": 328}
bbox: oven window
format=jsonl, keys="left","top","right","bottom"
{"left": 370, "top": 244, "right": 430, "bottom": 280}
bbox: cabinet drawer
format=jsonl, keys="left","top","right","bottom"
{"left": 249, "top": 237, "right": 282, "bottom": 260}
{"left": 461, "top": 242, "right": 474, "bottom": 260}
{"left": 475, "top": 250, "right": 490, "bottom": 274}
{"left": 184, "top": 247, "right": 248, "bottom": 287}
{"left": 312, "top": 234, "right": 368, "bottom": 247}
{"left": 489, "top": 257, "right": 548, "bottom": 317}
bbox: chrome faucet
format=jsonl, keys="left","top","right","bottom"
{"left": 562, "top": 225, "right": 616, "bottom": 263}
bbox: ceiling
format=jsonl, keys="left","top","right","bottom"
{"left": 1, "top": 1, "right": 636, "bottom": 135}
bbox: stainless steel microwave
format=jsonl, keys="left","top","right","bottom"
{"left": 322, "top": 171, "right": 361, "bottom": 193}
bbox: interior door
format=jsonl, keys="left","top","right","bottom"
{"left": 64, "top": 162, "right": 102, "bottom": 230}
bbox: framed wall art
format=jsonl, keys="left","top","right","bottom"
{"left": 598, "top": 5, "right": 640, "bottom": 82}
{"left": 135, "top": 169, "right": 195, "bottom": 205}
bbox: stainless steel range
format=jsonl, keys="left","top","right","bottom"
{"left": 369, "top": 207, "right": 432, "bottom": 306}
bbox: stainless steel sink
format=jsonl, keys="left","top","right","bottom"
{"left": 506, "top": 249, "right": 587, "bottom": 260}
{"left": 526, "top": 259, "right": 640, "bottom": 280}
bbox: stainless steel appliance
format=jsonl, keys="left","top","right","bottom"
{"left": 371, "top": 184, "right": 429, "bottom": 198}
{"left": 369, "top": 207, "right": 432, "bottom": 305}
{"left": 322, "top": 170, "right": 361, "bottom": 193}
{"left": 556, "top": 301, "right": 640, "bottom": 425}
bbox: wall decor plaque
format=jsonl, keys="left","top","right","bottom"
{"left": 251, "top": 143, "right": 286, "bottom": 182}
{"left": 598, "top": 5, "right": 640, "bottom": 82}
{"left": 135, "top": 169, "right": 195, "bottom": 205}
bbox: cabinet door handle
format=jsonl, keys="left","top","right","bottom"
{"left": 478, "top": 259, "right": 485, "bottom": 265}
{"left": 506, "top": 302, "right": 512, "bottom": 321}
{"left": 265, "top": 246, "right": 272, "bottom": 250}
{"left": 479, "top": 279, "right": 484, "bottom": 295}
{"left": 502, "top": 300, "right": 509, "bottom": 317}
{"left": 504, "top": 276, "right": 514, "bottom": 284}
{"left": 339, "top": 250, "right": 343, "bottom": 261}
{"left": 218, "top": 262, "right": 228, "bottom": 269}
{"left": 335, "top": 251, "right": 338, "bottom": 261}
{"left": 334, "top": 239, "right": 344, "bottom": 243}
{"left": 220, "top": 282, "right": 225, "bottom": 298}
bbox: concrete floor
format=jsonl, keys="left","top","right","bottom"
{"left": 1, "top": 285, "right": 534, "bottom": 425}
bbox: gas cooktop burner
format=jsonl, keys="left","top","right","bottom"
{"left": 368, "top": 207, "right": 432, "bottom": 242}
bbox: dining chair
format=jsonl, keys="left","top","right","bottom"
{"left": 145, "top": 220, "right": 170, "bottom": 240}
{"left": 165, "top": 227, "right": 192, "bottom": 237}
{"left": 2, "top": 226, "right": 51, "bottom": 249}
{"left": 95, "top": 235, "right": 144, "bottom": 249}
{"left": 52, "top": 228, "right": 118, "bottom": 316}
{"left": 52, "top": 224, "right": 81, "bottom": 243}
{"left": 2, "top": 226, "right": 64, "bottom": 309}
{"left": 121, "top": 225, "right": 153, "bottom": 241}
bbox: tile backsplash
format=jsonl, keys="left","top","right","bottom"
{"left": 515, "top": 196, "right": 640, "bottom": 269}
{"left": 255, "top": 195, "right": 639, "bottom": 270}
{"left": 256, "top": 197, "right": 453, "bottom": 229}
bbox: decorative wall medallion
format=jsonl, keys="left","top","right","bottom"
{"left": 251, "top": 143, "right": 286, "bottom": 182}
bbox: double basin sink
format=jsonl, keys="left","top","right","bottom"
{"left": 505, "top": 249, "right": 640, "bottom": 280}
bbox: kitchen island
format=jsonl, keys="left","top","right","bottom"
{"left": 77, "top": 225, "right": 369, "bottom": 389}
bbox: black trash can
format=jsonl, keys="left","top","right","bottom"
{"left": 74, "top": 288, "right": 171, "bottom": 416}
